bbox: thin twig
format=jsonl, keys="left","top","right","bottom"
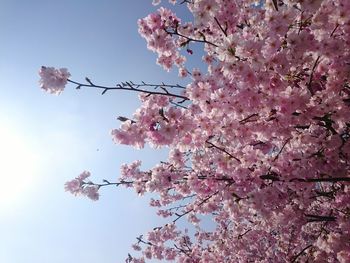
{"left": 291, "top": 244, "right": 312, "bottom": 263}
{"left": 306, "top": 56, "right": 321, "bottom": 95}
{"left": 206, "top": 140, "right": 241, "bottom": 163}
{"left": 173, "top": 190, "right": 219, "bottom": 223}
{"left": 330, "top": 24, "right": 339, "bottom": 37}
{"left": 273, "top": 137, "right": 291, "bottom": 161}
{"left": 214, "top": 17, "right": 227, "bottom": 37}
{"left": 68, "top": 79, "right": 189, "bottom": 101}
{"left": 164, "top": 28, "right": 218, "bottom": 47}
{"left": 239, "top": 113, "right": 259, "bottom": 124}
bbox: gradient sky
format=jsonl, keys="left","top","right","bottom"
{"left": 0, "top": 1, "right": 203, "bottom": 262}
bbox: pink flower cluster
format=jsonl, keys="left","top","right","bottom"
{"left": 64, "top": 171, "right": 99, "bottom": 201}
{"left": 127, "top": 0, "right": 350, "bottom": 261}
{"left": 138, "top": 8, "right": 186, "bottom": 72}
{"left": 39, "top": 66, "right": 70, "bottom": 95}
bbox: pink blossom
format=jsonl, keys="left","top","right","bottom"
{"left": 152, "top": 0, "right": 161, "bottom": 6}
{"left": 39, "top": 66, "right": 70, "bottom": 95}
{"left": 64, "top": 179, "right": 81, "bottom": 195}
{"left": 64, "top": 171, "right": 99, "bottom": 201}
{"left": 82, "top": 186, "right": 99, "bottom": 201}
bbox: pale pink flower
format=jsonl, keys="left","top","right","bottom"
{"left": 337, "top": 250, "right": 350, "bottom": 263}
{"left": 78, "top": 170, "right": 91, "bottom": 181}
{"left": 39, "top": 66, "right": 70, "bottom": 95}
{"left": 178, "top": 67, "right": 188, "bottom": 78}
{"left": 82, "top": 186, "right": 99, "bottom": 201}
{"left": 64, "top": 179, "right": 81, "bottom": 195}
{"left": 152, "top": 0, "right": 161, "bottom": 6}
{"left": 132, "top": 244, "right": 142, "bottom": 251}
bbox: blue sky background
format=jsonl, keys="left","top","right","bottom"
{"left": 0, "top": 1, "right": 203, "bottom": 262}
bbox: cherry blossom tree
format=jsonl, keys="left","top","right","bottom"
{"left": 39, "top": 0, "right": 350, "bottom": 262}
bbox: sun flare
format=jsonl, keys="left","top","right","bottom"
{"left": 0, "top": 122, "right": 40, "bottom": 207}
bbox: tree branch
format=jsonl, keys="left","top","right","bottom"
{"left": 164, "top": 28, "right": 218, "bottom": 47}
{"left": 214, "top": 17, "right": 227, "bottom": 37}
{"left": 68, "top": 79, "right": 189, "bottom": 101}
{"left": 205, "top": 140, "right": 241, "bottom": 163}
{"left": 291, "top": 244, "right": 312, "bottom": 263}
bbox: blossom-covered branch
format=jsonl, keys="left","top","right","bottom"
{"left": 40, "top": 0, "right": 350, "bottom": 262}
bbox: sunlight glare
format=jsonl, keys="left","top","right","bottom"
{"left": 0, "top": 123, "right": 40, "bottom": 208}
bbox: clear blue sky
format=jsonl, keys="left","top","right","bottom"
{"left": 0, "top": 1, "right": 199, "bottom": 262}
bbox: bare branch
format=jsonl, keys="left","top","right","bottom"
{"left": 291, "top": 244, "right": 312, "bottom": 263}
{"left": 214, "top": 17, "right": 227, "bottom": 37}
{"left": 67, "top": 79, "right": 189, "bottom": 101}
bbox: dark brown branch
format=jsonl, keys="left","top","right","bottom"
{"left": 136, "top": 235, "right": 153, "bottom": 246}
{"left": 291, "top": 244, "right": 312, "bottom": 263}
{"left": 273, "top": 137, "right": 291, "bottom": 161}
{"left": 237, "top": 229, "right": 251, "bottom": 239}
{"left": 313, "top": 114, "right": 337, "bottom": 135}
{"left": 330, "top": 24, "right": 339, "bottom": 37}
{"left": 83, "top": 180, "right": 135, "bottom": 189}
{"left": 272, "top": 0, "right": 279, "bottom": 11}
{"left": 239, "top": 113, "right": 259, "bottom": 124}
{"left": 205, "top": 140, "right": 241, "bottom": 163}
{"left": 294, "top": 124, "right": 310, "bottom": 130}
{"left": 164, "top": 28, "right": 218, "bottom": 47}
{"left": 214, "top": 17, "right": 227, "bottom": 37}
{"left": 313, "top": 190, "right": 335, "bottom": 199}
{"left": 117, "top": 116, "right": 136, "bottom": 123}
{"left": 174, "top": 244, "right": 192, "bottom": 257}
{"left": 260, "top": 172, "right": 280, "bottom": 182}
{"left": 260, "top": 173, "right": 350, "bottom": 183}
{"left": 173, "top": 190, "right": 219, "bottom": 223}
{"left": 306, "top": 56, "right": 321, "bottom": 96}
{"left": 68, "top": 79, "right": 189, "bottom": 101}
{"left": 180, "top": 0, "right": 193, "bottom": 4}
{"left": 290, "top": 177, "right": 350, "bottom": 183}
{"left": 305, "top": 214, "right": 336, "bottom": 223}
